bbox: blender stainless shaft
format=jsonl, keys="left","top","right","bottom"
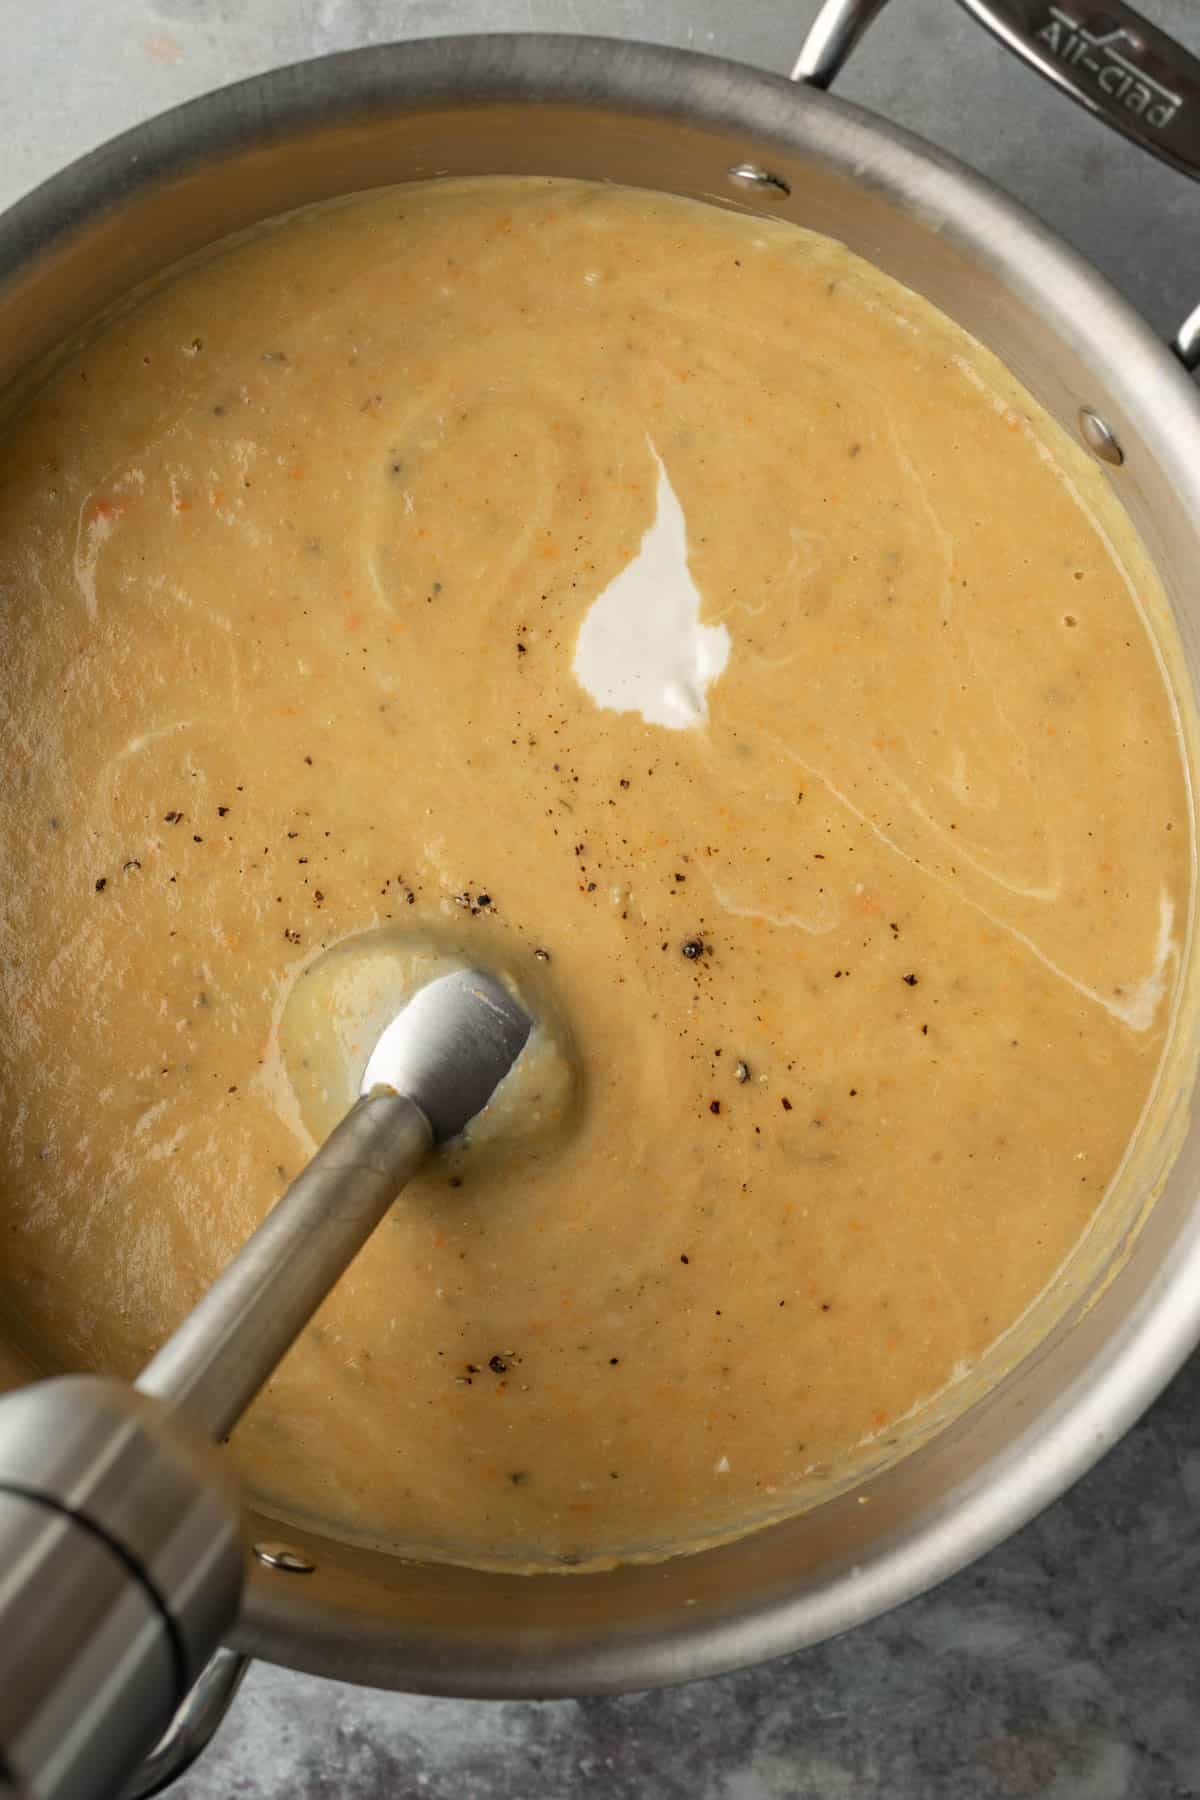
{"left": 137, "top": 1090, "right": 432, "bottom": 1443}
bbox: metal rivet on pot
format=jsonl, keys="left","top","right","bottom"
{"left": 1078, "top": 408, "right": 1124, "bottom": 466}
{"left": 253, "top": 1540, "right": 316, "bottom": 1574}
{"left": 727, "top": 163, "right": 791, "bottom": 198}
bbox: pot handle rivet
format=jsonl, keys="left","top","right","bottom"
{"left": 1078, "top": 408, "right": 1125, "bottom": 467}
{"left": 726, "top": 163, "right": 791, "bottom": 198}
{"left": 253, "top": 1539, "right": 316, "bottom": 1573}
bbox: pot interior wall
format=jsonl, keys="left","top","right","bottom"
{"left": 3, "top": 38, "right": 1200, "bottom": 1693}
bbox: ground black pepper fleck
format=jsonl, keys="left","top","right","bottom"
{"left": 94, "top": 877, "right": 106, "bottom": 892}
{"left": 680, "top": 1254, "right": 690, "bottom": 1265}
{"left": 488, "top": 1355, "right": 508, "bottom": 1374}
{"left": 903, "top": 973, "right": 919, "bottom": 986}
{"left": 682, "top": 938, "right": 704, "bottom": 960}
{"left": 709, "top": 1100, "right": 721, "bottom": 1115}
{"left": 163, "top": 810, "right": 183, "bottom": 824}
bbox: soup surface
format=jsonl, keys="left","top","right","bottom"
{"left": 0, "top": 179, "right": 1190, "bottom": 1568}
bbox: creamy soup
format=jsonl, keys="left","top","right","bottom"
{"left": 0, "top": 178, "right": 1190, "bottom": 1569}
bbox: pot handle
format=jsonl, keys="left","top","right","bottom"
{"left": 793, "top": 0, "right": 1200, "bottom": 367}
{"left": 119, "top": 1647, "right": 249, "bottom": 1800}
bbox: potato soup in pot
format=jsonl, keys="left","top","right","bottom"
{"left": 0, "top": 178, "right": 1191, "bottom": 1570}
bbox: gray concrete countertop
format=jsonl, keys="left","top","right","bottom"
{"left": 4, "top": 3, "right": 1200, "bottom": 1795}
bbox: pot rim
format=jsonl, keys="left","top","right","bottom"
{"left": 5, "top": 31, "right": 1200, "bottom": 1696}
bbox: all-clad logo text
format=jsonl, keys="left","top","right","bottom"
{"left": 1037, "top": 6, "right": 1182, "bottom": 131}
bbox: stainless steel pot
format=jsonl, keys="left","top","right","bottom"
{"left": 2, "top": 0, "right": 1200, "bottom": 1728}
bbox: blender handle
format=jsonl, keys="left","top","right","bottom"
{"left": 793, "top": 0, "right": 1200, "bottom": 366}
